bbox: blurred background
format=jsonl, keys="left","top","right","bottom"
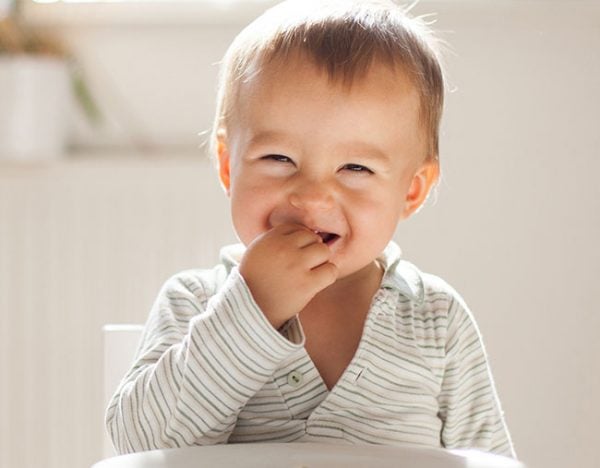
{"left": 0, "top": 0, "right": 598, "bottom": 467}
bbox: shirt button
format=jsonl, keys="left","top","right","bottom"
{"left": 287, "top": 370, "right": 304, "bottom": 387}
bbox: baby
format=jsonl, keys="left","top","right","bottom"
{"left": 106, "top": 0, "right": 515, "bottom": 458}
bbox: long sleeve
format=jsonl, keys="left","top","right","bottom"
{"left": 437, "top": 292, "right": 516, "bottom": 458}
{"left": 105, "top": 267, "right": 304, "bottom": 454}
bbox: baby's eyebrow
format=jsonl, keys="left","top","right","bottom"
{"left": 247, "top": 130, "right": 293, "bottom": 147}
{"left": 339, "top": 141, "right": 392, "bottom": 164}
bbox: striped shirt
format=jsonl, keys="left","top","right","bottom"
{"left": 106, "top": 241, "right": 515, "bottom": 457}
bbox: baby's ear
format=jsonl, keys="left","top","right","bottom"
{"left": 403, "top": 160, "right": 440, "bottom": 219}
{"left": 216, "top": 130, "right": 231, "bottom": 195}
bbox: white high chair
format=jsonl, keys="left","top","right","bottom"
{"left": 102, "top": 324, "right": 144, "bottom": 457}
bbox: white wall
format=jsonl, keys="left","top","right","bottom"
{"left": 0, "top": 1, "right": 598, "bottom": 467}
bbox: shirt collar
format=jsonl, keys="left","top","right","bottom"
{"left": 378, "top": 241, "right": 424, "bottom": 305}
{"left": 220, "top": 243, "right": 246, "bottom": 272}
{"left": 219, "top": 240, "right": 423, "bottom": 305}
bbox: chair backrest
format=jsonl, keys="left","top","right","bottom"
{"left": 102, "top": 324, "right": 144, "bottom": 457}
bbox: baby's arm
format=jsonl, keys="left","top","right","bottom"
{"left": 105, "top": 268, "right": 303, "bottom": 454}
{"left": 437, "top": 292, "right": 516, "bottom": 458}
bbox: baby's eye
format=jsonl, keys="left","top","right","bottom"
{"left": 342, "top": 163, "right": 374, "bottom": 174}
{"left": 261, "top": 154, "right": 294, "bottom": 164}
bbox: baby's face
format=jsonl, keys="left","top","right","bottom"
{"left": 219, "top": 58, "right": 437, "bottom": 280}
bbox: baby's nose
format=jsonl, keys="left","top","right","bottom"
{"left": 288, "top": 181, "right": 335, "bottom": 212}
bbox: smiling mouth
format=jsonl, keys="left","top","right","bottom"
{"left": 315, "top": 231, "right": 340, "bottom": 245}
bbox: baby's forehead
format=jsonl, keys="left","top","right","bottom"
{"left": 228, "top": 55, "right": 428, "bottom": 163}
{"left": 233, "top": 54, "right": 424, "bottom": 127}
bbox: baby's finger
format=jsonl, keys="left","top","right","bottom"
{"left": 300, "top": 241, "right": 332, "bottom": 269}
{"left": 310, "top": 261, "right": 339, "bottom": 290}
{"left": 285, "top": 226, "right": 323, "bottom": 248}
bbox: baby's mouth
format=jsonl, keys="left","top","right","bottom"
{"left": 314, "top": 231, "right": 340, "bottom": 246}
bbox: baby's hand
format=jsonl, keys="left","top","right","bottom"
{"left": 239, "top": 224, "right": 338, "bottom": 330}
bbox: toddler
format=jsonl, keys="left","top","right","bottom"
{"left": 106, "top": 0, "right": 515, "bottom": 458}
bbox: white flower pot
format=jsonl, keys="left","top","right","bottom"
{"left": 0, "top": 56, "right": 70, "bottom": 161}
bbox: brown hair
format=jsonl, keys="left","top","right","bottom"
{"left": 211, "top": 0, "right": 447, "bottom": 162}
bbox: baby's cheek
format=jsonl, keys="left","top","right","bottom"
{"left": 352, "top": 201, "right": 400, "bottom": 241}
{"left": 230, "top": 200, "right": 274, "bottom": 246}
